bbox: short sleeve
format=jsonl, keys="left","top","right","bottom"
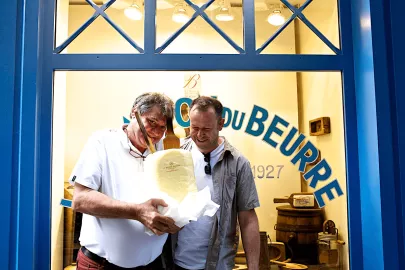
{"left": 236, "top": 160, "right": 260, "bottom": 212}
{"left": 68, "top": 132, "right": 104, "bottom": 190}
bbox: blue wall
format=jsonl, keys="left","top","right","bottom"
{"left": 351, "top": 0, "right": 404, "bottom": 268}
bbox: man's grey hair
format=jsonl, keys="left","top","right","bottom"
{"left": 131, "top": 92, "right": 174, "bottom": 118}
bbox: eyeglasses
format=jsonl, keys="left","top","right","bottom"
{"left": 129, "top": 148, "right": 147, "bottom": 160}
{"left": 126, "top": 135, "right": 147, "bottom": 160}
{"left": 203, "top": 153, "right": 211, "bottom": 175}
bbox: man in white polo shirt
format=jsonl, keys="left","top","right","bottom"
{"left": 70, "top": 92, "right": 180, "bottom": 270}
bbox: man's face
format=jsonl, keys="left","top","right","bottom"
{"left": 129, "top": 105, "right": 167, "bottom": 149}
{"left": 189, "top": 107, "right": 224, "bottom": 154}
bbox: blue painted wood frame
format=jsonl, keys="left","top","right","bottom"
{"left": 0, "top": 1, "right": 18, "bottom": 269}
{"left": 3, "top": 0, "right": 404, "bottom": 269}
{"left": 387, "top": 0, "right": 405, "bottom": 266}
{"left": 34, "top": 2, "right": 364, "bottom": 270}
{"left": 338, "top": 0, "right": 364, "bottom": 268}
{"left": 1, "top": 0, "right": 43, "bottom": 269}
{"left": 350, "top": 0, "right": 403, "bottom": 269}
{"left": 0, "top": 1, "right": 40, "bottom": 269}
{"left": 51, "top": 54, "right": 344, "bottom": 71}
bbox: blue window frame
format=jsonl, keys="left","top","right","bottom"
{"left": 6, "top": 0, "right": 389, "bottom": 269}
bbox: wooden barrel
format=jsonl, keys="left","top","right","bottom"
{"left": 274, "top": 205, "right": 324, "bottom": 264}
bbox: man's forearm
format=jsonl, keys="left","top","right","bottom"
{"left": 72, "top": 183, "right": 178, "bottom": 235}
{"left": 239, "top": 210, "right": 260, "bottom": 270}
{"left": 73, "top": 186, "right": 140, "bottom": 220}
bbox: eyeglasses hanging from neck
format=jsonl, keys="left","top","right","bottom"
{"left": 124, "top": 127, "right": 149, "bottom": 160}
{"left": 126, "top": 136, "right": 147, "bottom": 160}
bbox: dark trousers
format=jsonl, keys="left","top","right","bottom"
{"left": 76, "top": 246, "right": 164, "bottom": 270}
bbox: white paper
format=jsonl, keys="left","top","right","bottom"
{"left": 145, "top": 187, "right": 220, "bottom": 235}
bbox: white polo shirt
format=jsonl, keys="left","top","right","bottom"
{"left": 69, "top": 128, "right": 167, "bottom": 268}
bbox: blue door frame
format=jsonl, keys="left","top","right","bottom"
{"left": 1, "top": 0, "right": 403, "bottom": 269}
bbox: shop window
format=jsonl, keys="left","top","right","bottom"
{"left": 301, "top": 0, "right": 340, "bottom": 50}
{"left": 52, "top": 71, "right": 349, "bottom": 270}
{"left": 156, "top": 0, "right": 243, "bottom": 54}
{"left": 55, "top": 0, "right": 340, "bottom": 55}
{"left": 255, "top": 0, "right": 340, "bottom": 54}
{"left": 55, "top": 0, "right": 144, "bottom": 54}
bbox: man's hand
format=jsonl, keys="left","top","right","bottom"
{"left": 72, "top": 183, "right": 181, "bottom": 235}
{"left": 136, "top": 198, "right": 181, "bottom": 236}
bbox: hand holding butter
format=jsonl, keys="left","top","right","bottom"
{"left": 143, "top": 149, "right": 220, "bottom": 235}
{"left": 135, "top": 198, "right": 180, "bottom": 236}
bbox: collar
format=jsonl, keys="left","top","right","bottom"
{"left": 121, "top": 125, "right": 164, "bottom": 155}
{"left": 181, "top": 136, "right": 237, "bottom": 160}
{"left": 218, "top": 136, "right": 237, "bottom": 162}
{"left": 120, "top": 125, "right": 151, "bottom": 156}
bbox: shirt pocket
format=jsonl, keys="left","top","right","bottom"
{"left": 219, "top": 175, "right": 237, "bottom": 221}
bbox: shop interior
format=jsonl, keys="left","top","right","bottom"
{"left": 52, "top": 0, "right": 348, "bottom": 269}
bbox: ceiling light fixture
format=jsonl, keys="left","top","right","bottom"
{"left": 267, "top": 8, "right": 285, "bottom": 26}
{"left": 124, "top": 0, "right": 143, "bottom": 21}
{"left": 215, "top": 0, "right": 234, "bottom": 21}
{"left": 216, "top": 7, "right": 234, "bottom": 21}
{"left": 172, "top": 3, "right": 190, "bottom": 24}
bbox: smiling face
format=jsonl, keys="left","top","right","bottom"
{"left": 189, "top": 106, "right": 225, "bottom": 154}
{"left": 128, "top": 105, "right": 167, "bottom": 152}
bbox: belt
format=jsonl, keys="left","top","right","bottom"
{"left": 81, "top": 246, "right": 148, "bottom": 270}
